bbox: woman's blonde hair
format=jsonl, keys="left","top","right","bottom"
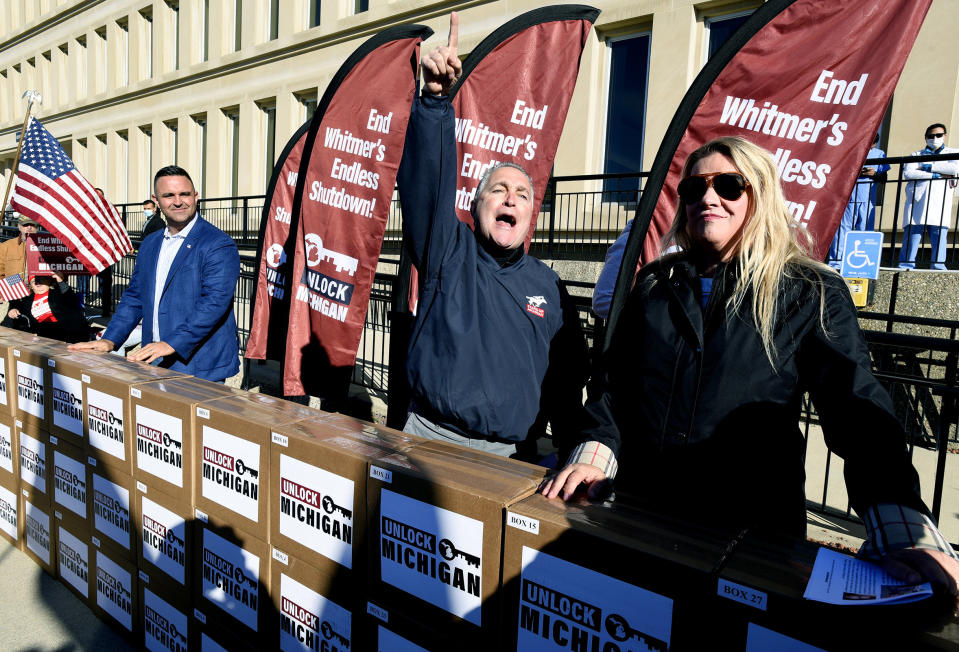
{"left": 662, "top": 136, "right": 834, "bottom": 364}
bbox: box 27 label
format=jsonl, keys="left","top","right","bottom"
{"left": 518, "top": 547, "right": 673, "bottom": 652}
{"left": 52, "top": 372, "right": 84, "bottom": 437}
{"left": 201, "top": 426, "right": 261, "bottom": 522}
{"left": 143, "top": 588, "right": 189, "bottom": 652}
{"left": 53, "top": 450, "right": 87, "bottom": 517}
{"left": 136, "top": 404, "right": 184, "bottom": 487}
{"left": 0, "top": 421, "right": 12, "bottom": 474}
{"left": 86, "top": 388, "right": 126, "bottom": 460}
{"left": 92, "top": 473, "right": 131, "bottom": 550}
{"left": 279, "top": 573, "right": 352, "bottom": 652}
{"left": 96, "top": 550, "right": 133, "bottom": 631}
{"left": 19, "top": 431, "right": 46, "bottom": 492}
{"left": 279, "top": 454, "right": 354, "bottom": 569}
{"left": 379, "top": 489, "right": 483, "bottom": 626}
{"left": 141, "top": 496, "right": 187, "bottom": 585}
{"left": 58, "top": 525, "right": 89, "bottom": 597}
{"left": 24, "top": 499, "right": 50, "bottom": 563}
{"left": 201, "top": 527, "right": 260, "bottom": 630}
{"left": 0, "top": 485, "right": 17, "bottom": 540}
{"left": 16, "top": 360, "right": 44, "bottom": 418}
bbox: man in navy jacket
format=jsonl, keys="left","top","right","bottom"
{"left": 398, "top": 14, "right": 588, "bottom": 457}
{"left": 70, "top": 166, "right": 240, "bottom": 382}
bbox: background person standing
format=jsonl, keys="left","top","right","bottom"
{"left": 0, "top": 214, "right": 39, "bottom": 280}
{"left": 70, "top": 166, "right": 240, "bottom": 382}
{"left": 898, "top": 123, "right": 959, "bottom": 270}
{"left": 829, "top": 133, "right": 889, "bottom": 266}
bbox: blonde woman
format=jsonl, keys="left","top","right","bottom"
{"left": 543, "top": 136, "right": 959, "bottom": 598}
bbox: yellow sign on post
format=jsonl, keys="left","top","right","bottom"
{"left": 844, "top": 278, "right": 871, "bottom": 308}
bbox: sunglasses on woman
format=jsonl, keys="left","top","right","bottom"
{"left": 677, "top": 172, "right": 750, "bottom": 204}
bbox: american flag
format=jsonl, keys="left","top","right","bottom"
{"left": 10, "top": 117, "right": 132, "bottom": 274}
{"left": 0, "top": 274, "right": 29, "bottom": 302}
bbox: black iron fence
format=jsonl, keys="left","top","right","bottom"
{"left": 5, "top": 163, "right": 959, "bottom": 538}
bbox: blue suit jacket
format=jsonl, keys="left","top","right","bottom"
{"left": 103, "top": 216, "right": 240, "bottom": 381}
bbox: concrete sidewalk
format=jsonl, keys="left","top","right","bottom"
{"left": 0, "top": 539, "right": 135, "bottom": 651}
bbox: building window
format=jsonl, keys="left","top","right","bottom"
{"left": 139, "top": 124, "right": 153, "bottom": 197}
{"left": 353, "top": 0, "right": 368, "bottom": 14}
{"left": 706, "top": 12, "right": 752, "bottom": 60}
{"left": 75, "top": 35, "right": 88, "bottom": 99}
{"left": 603, "top": 33, "right": 650, "bottom": 196}
{"left": 234, "top": 0, "right": 243, "bottom": 51}
{"left": 296, "top": 90, "right": 318, "bottom": 123}
{"left": 259, "top": 100, "right": 276, "bottom": 189}
{"left": 116, "top": 18, "right": 130, "bottom": 87}
{"left": 164, "top": 119, "right": 178, "bottom": 166}
{"left": 310, "top": 1, "right": 321, "bottom": 27}
{"left": 94, "top": 26, "right": 108, "bottom": 94}
{"left": 201, "top": 0, "right": 209, "bottom": 62}
{"left": 164, "top": 0, "right": 180, "bottom": 71}
{"left": 222, "top": 108, "right": 240, "bottom": 198}
{"left": 192, "top": 113, "right": 207, "bottom": 196}
{"left": 139, "top": 6, "right": 153, "bottom": 79}
{"left": 269, "top": 0, "right": 279, "bottom": 40}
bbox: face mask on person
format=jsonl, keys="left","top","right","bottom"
{"left": 144, "top": 209, "right": 154, "bottom": 218}
{"left": 926, "top": 136, "right": 945, "bottom": 150}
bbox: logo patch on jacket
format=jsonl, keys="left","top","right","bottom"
{"left": 526, "top": 295, "right": 546, "bottom": 318}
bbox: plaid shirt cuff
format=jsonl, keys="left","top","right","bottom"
{"left": 566, "top": 441, "right": 618, "bottom": 480}
{"left": 858, "top": 503, "right": 958, "bottom": 560}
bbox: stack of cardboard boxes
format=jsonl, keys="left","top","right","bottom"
{"left": 2, "top": 327, "right": 956, "bottom": 651}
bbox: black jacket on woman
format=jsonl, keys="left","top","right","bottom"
{"left": 581, "top": 252, "right": 925, "bottom": 538}
{"left": 3, "top": 281, "right": 89, "bottom": 343}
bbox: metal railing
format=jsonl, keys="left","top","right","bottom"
{"left": 837, "top": 151, "right": 959, "bottom": 269}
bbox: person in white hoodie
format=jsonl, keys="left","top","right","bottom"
{"left": 898, "top": 123, "right": 959, "bottom": 270}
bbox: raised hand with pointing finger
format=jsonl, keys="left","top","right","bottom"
{"left": 421, "top": 12, "right": 461, "bottom": 96}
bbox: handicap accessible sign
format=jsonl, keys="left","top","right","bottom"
{"left": 841, "top": 231, "right": 883, "bottom": 280}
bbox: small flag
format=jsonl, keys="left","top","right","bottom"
{"left": 0, "top": 274, "right": 30, "bottom": 302}
{"left": 10, "top": 116, "right": 133, "bottom": 274}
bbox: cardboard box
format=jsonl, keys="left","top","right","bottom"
{"left": 195, "top": 620, "right": 260, "bottom": 651}
{"left": 56, "top": 520, "right": 93, "bottom": 607}
{"left": 48, "top": 351, "right": 115, "bottom": 449}
{"left": 131, "top": 376, "right": 246, "bottom": 503}
{"left": 18, "top": 426, "right": 49, "bottom": 503}
{"left": 194, "top": 393, "right": 319, "bottom": 541}
{"left": 82, "top": 360, "right": 189, "bottom": 474}
{"left": 51, "top": 445, "right": 90, "bottom": 534}
{"left": 0, "top": 338, "right": 16, "bottom": 416}
{"left": 366, "top": 442, "right": 546, "bottom": 642}
{"left": 501, "top": 494, "right": 735, "bottom": 651}
{"left": 135, "top": 485, "right": 194, "bottom": 594}
{"left": 90, "top": 467, "right": 136, "bottom": 561}
{"left": 20, "top": 491, "right": 54, "bottom": 574}
{"left": 271, "top": 549, "right": 359, "bottom": 651}
{"left": 92, "top": 546, "right": 140, "bottom": 639}
{"left": 365, "top": 598, "right": 457, "bottom": 651}
{"left": 0, "top": 412, "right": 17, "bottom": 487}
{"left": 9, "top": 342, "right": 61, "bottom": 431}
{"left": 194, "top": 520, "right": 272, "bottom": 642}
{"left": 0, "top": 480, "right": 19, "bottom": 545}
{"left": 270, "top": 415, "right": 421, "bottom": 577}
{"left": 141, "top": 583, "right": 191, "bottom": 652}
{"left": 713, "top": 532, "right": 959, "bottom": 651}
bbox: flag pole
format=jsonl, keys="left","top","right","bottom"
{"left": 1, "top": 90, "right": 42, "bottom": 222}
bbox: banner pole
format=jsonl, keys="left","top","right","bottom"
{"left": 1, "top": 90, "right": 42, "bottom": 221}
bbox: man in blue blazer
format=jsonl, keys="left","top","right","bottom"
{"left": 70, "top": 166, "right": 240, "bottom": 382}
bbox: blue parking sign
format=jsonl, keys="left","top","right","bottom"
{"left": 840, "top": 231, "right": 883, "bottom": 280}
